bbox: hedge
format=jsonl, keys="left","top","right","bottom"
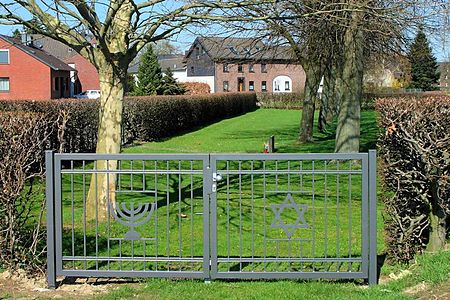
{"left": 0, "top": 93, "right": 257, "bottom": 153}
{"left": 376, "top": 95, "right": 450, "bottom": 262}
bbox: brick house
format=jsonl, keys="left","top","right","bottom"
{"left": 0, "top": 34, "right": 74, "bottom": 100}
{"left": 29, "top": 34, "right": 100, "bottom": 95}
{"left": 184, "top": 37, "right": 306, "bottom": 93}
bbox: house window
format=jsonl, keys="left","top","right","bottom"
{"left": 223, "top": 63, "right": 229, "bottom": 73}
{"left": 249, "top": 81, "right": 255, "bottom": 91}
{"left": 0, "top": 50, "right": 9, "bottom": 64}
{"left": 238, "top": 63, "right": 243, "bottom": 73}
{"left": 274, "top": 81, "right": 280, "bottom": 91}
{"left": 196, "top": 47, "right": 200, "bottom": 59}
{"left": 261, "top": 81, "right": 267, "bottom": 92}
{"left": 249, "top": 64, "right": 254, "bottom": 73}
{"left": 0, "top": 78, "right": 10, "bottom": 92}
{"left": 223, "top": 81, "right": 229, "bottom": 92}
{"left": 261, "top": 63, "right": 267, "bottom": 73}
{"left": 285, "top": 81, "right": 290, "bottom": 91}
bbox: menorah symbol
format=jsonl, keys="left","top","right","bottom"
{"left": 110, "top": 202, "right": 156, "bottom": 241}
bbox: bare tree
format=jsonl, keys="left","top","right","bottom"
{"left": 0, "top": 0, "right": 268, "bottom": 220}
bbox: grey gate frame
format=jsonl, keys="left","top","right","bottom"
{"left": 46, "top": 151, "right": 377, "bottom": 288}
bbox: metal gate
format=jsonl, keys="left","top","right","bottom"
{"left": 46, "top": 151, "right": 377, "bottom": 288}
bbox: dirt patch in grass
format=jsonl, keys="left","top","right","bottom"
{"left": 0, "top": 271, "right": 137, "bottom": 299}
{"left": 406, "top": 281, "right": 450, "bottom": 300}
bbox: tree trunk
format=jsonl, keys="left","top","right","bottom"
{"left": 426, "top": 181, "right": 448, "bottom": 252}
{"left": 86, "top": 68, "right": 125, "bottom": 221}
{"left": 334, "top": 7, "right": 364, "bottom": 153}
{"left": 299, "top": 63, "right": 324, "bottom": 143}
{"left": 318, "top": 62, "right": 337, "bottom": 133}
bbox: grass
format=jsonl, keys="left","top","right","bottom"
{"left": 125, "top": 109, "right": 379, "bottom": 154}
{"left": 50, "top": 108, "right": 448, "bottom": 299}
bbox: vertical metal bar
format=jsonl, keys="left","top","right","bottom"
{"left": 54, "top": 156, "right": 63, "bottom": 276}
{"left": 142, "top": 160, "right": 145, "bottom": 191}
{"left": 311, "top": 160, "right": 315, "bottom": 270}
{"left": 348, "top": 160, "right": 353, "bottom": 265}
{"left": 70, "top": 160, "right": 75, "bottom": 270}
{"left": 205, "top": 156, "right": 212, "bottom": 279}
{"left": 94, "top": 160, "right": 99, "bottom": 270}
{"left": 361, "top": 155, "right": 369, "bottom": 278}
{"left": 106, "top": 160, "right": 111, "bottom": 270}
{"left": 166, "top": 161, "right": 170, "bottom": 265}
{"left": 190, "top": 161, "right": 194, "bottom": 259}
{"left": 118, "top": 160, "right": 121, "bottom": 192}
{"left": 324, "top": 160, "right": 328, "bottom": 259}
{"left": 130, "top": 160, "right": 134, "bottom": 191}
{"left": 275, "top": 160, "right": 278, "bottom": 192}
{"left": 238, "top": 161, "right": 243, "bottom": 272}
{"left": 178, "top": 161, "right": 182, "bottom": 269}
{"left": 226, "top": 161, "right": 230, "bottom": 272}
{"left": 154, "top": 160, "right": 158, "bottom": 271}
{"left": 336, "top": 160, "right": 340, "bottom": 262}
{"left": 263, "top": 161, "right": 267, "bottom": 272}
{"left": 82, "top": 160, "right": 87, "bottom": 270}
{"left": 287, "top": 160, "right": 291, "bottom": 272}
{"left": 251, "top": 160, "right": 255, "bottom": 271}
{"left": 45, "top": 151, "right": 56, "bottom": 289}
{"left": 368, "top": 150, "right": 378, "bottom": 285}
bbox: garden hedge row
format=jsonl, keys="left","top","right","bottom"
{"left": 376, "top": 95, "right": 450, "bottom": 262}
{"left": 0, "top": 93, "right": 257, "bottom": 153}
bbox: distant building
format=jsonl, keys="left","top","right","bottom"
{"left": 438, "top": 62, "right": 450, "bottom": 90}
{"left": 29, "top": 34, "right": 100, "bottom": 95}
{"left": 0, "top": 34, "right": 74, "bottom": 100}
{"left": 128, "top": 54, "right": 187, "bottom": 82}
{"left": 184, "top": 37, "right": 305, "bottom": 93}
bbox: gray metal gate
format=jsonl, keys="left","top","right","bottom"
{"left": 46, "top": 151, "right": 377, "bottom": 288}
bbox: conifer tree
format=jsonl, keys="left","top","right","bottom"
{"left": 134, "top": 45, "right": 163, "bottom": 95}
{"left": 408, "top": 29, "right": 440, "bottom": 91}
{"left": 161, "top": 68, "right": 186, "bottom": 95}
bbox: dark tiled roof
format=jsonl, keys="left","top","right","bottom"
{"left": 29, "top": 34, "right": 77, "bottom": 61}
{"left": 159, "top": 55, "right": 185, "bottom": 71}
{"left": 189, "top": 37, "right": 295, "bottom": 62}
{"left": 0, "top": 34, "right": 75, "bottom": 71}
{"left": 128, "top": 55, "right": 186, "bottom": 74}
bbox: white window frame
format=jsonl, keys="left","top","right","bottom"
{"left": 0, "top": 77, "right": 10, "bottom": 92}
{"left": 0, "top": 49, "right": 10, "bottom": 64}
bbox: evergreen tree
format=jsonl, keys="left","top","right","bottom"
{"left": 161, "top": 68, "right": 186, "bottom": 95}
{"left": 134, "top": 45, "right": 163, "bottom": 95}
{"left": 12, "top": 29, "right": 21, "bottom": 38}
{"left": 407, "top": 29, "right": 440, "bottom": 91}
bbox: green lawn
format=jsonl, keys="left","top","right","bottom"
{"left": 125, "top": 109, "right": 378, "bottom": 154}
{"left": 53, "top": 108, "right": 449, "bottom": 299}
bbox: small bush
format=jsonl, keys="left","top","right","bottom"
{"left": 376, "top": 95, "right": 450, "bottom": 262}
{"left": 256, "top": 92, "right": 303, "bottom": 109}
{"left": 183, "top": 82, "right": 211, "bottom": 94}
{"left": 0, "top": 112, "right": 53, "bottom": 274}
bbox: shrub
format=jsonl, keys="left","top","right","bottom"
{"left": 183, "top": 82, "right": 211, "bottom": 94}
{"left": 256, "top": 92, "right": 303, "bottom": 109}
{"left": 376, "top": 95, "right": 450, "bottom": 262}
{"left": 0, "top": 112, "right": 53, "bottom": 274}
{"left": 0, "top": 93, "right": 257, "bottom": 151}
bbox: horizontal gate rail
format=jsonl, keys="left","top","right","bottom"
{"left": 46, "top": 151, "right": 377, "bottom": 288}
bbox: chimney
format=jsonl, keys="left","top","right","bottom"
{"left": 20, "top": 32, "right": 33, "bottom": 47}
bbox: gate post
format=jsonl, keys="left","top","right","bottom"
{"left": 368, "top": 150, "right": 378, "bottom": 285}
{"left": 45, "top": 151, "right": 57, "bottom": 289}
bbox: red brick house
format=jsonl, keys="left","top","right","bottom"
{"left": 29, "top": 34, "right": 100, "bottom": 95}
{"left": 184, "top": 37, "right": 306, "bottom": 93}
{"left": 0, "top": 34, "right": 75, "bottom": 100}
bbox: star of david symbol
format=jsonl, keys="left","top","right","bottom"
{"left": 271, "top": 193, "right": 309, "bottom": 239}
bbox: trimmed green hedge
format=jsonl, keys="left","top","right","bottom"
{"left": 0, "top": 93, "right": 257, "bottom": 153}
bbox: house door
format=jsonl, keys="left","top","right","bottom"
{"left": 238, "top": 77, "right": 245, "bottom": 92}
